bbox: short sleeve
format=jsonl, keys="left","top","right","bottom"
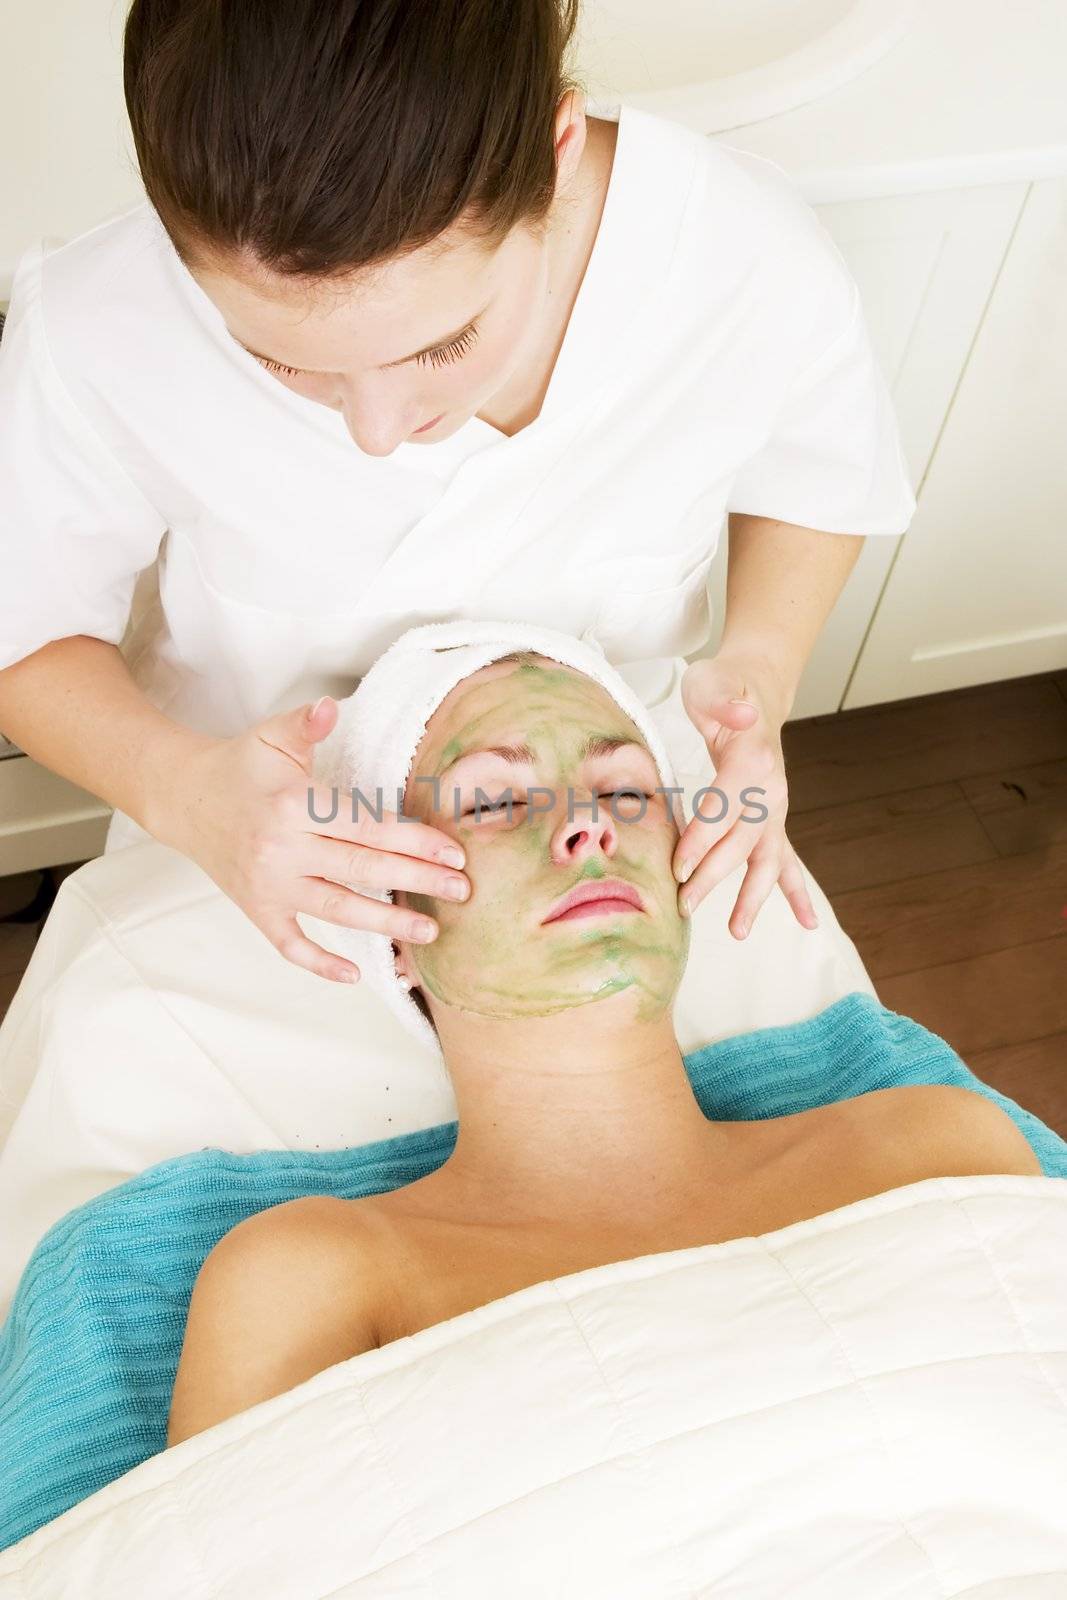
{"left": 0, "top": 243, "right": 167, "bottom": 672}
{"left": 727, "top": 264, "right": 917, "bottom": 538}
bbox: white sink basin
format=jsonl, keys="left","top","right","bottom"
{"left": 572, "top": 0, "right": 917, "bottom": 133}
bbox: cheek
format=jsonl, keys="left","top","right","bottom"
{"left": 413, "top": 828, "right": 540, "bottom": 940}
{"left": 269, "top": 371, "right": 334, "bottom": 404}
{"left": 617, "top": 811, "right": 674, "bottom": 857}
{"left": 483, "top": 257, "right": 547, "bottom": 365}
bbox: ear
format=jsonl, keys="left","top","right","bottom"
{"left": 553, "top": 88, "right": 587, "bottom": 190}
{"left": 392, "top": 938, "right": 419, "bottom": 992}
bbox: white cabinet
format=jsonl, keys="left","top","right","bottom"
{"left": 0, "top": 755, "right": 110, "bottom": 876}
{"left": 845, "top": 176, "right": 1067, "bottom": 706}
{"left": 695, "top": 178, "right": 1033, "bottom": 716}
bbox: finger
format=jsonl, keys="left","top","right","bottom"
{"left": 268, "top": 914, "right": 362, "bottom": 984}
{"left": 310, "top": 838, "right": 470, "bottom": 903}
{"left": 673, "top": 778, "right": 746, "bottom": 878}
{"left": 674, "top": 758, "right": 778, "bottom": 882}
{"left": 778, "top": 850, "right": 819, "bottom": 930}
{"left": 673, "top": 730, "right": 786, "bottom": 877}
{"left": 686, "top": 708, "right": 758, "bottom": 754}
{"left": 295, "top": 881, "right": 442, "bottom": 946}
{"left": 725, "top": 847, "right": 782, "bottom": 940}
{"left": 302, "top": 794, "right": 467, "bottom": 870}
{"left": 697, "top": 698, "right": 759, "bottom": 735}
{"left": 258, "top": 697, "right": 339, "bottom": 765}
{"left": 678, "top": 820, "right": 761, "bottom": 917}
{"left": 681, "top": 661, "right": 758, "bottom": 732}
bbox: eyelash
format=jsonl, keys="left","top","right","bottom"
{"left": 256, "top": 321, "right": 480, "bottom": 380}
{"left": 417, "top": 322, "right": 480, "bottom": 369}
{"left": 462, "top": 790, "right": 653, "bottom": 818}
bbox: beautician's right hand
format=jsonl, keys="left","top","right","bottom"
{"left": 151, "top": 695, "right": 469, "bottom": 983}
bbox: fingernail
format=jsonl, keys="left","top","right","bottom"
{"left": 735, "top": 918, "right": 749, "bottom": 938}
{"left": 339, "top": 969, "right": 359, "bottom": 983}
{"left": 442, "top": 878, "right": 469, "bottom": 901}
{"left": 440, "top": 846, "right": 465, "bottom": 869}
{"left": 676, "top": 858, "right": 693, "bottom": 884}
{"left": 413, "top": 920, "right": 437, "bottom": 942}
{"left": 679, "top": 891, "right": 694, "bottom": 917}
{"left": 309, "top": 696, "right": 327, "bottom": 720}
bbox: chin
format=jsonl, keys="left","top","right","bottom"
{"left": 575, "top": 979, "right": 647, "bottom": 1020}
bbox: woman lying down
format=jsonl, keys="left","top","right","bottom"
{"left": 162, "top": 624, "right": 1066, "bottom": 1590}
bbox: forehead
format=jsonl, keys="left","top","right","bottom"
{"left": 196, "top": 220, "right": 502, "bottom": 337}
{"left": 413, "top": 656, "right": 643, "bottom": 770}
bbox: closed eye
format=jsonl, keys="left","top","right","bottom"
{"left": 461, "top": 790, "right": 653, "bottom": 819}
{"left": 415, "top": 322, "right": 480, "bottom": 369}
{"left": 258, "top": 357, "right": 302, "bottom": 378}
{"left": 255, "top": 320, "right": 481, "bottom": 380}
{"left": 462, "top": 796, "right": 527, "bottom": 818}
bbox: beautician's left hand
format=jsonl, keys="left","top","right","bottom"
{"left": 674, "top": 654, "right": 819, "bottom": 939}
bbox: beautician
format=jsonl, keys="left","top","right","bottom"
{"left": 0, "top": 0, "right": 915, "bottom": 987}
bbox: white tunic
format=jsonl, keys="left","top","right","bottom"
{"left": 0, "top": 100, "right": 915, "bottom": 848}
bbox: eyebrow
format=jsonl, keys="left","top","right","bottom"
{"left": 437, "top": 734, "right": 646, "bottom": 779}
{"left": 236, "top": 300, "right": 491, "bottom": 376}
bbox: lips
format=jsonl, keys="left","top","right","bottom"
{"left": 541, "top": 877, "right": 646, "bottom": 926}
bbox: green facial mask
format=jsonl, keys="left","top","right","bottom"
{"left": 405, "top": 660, "right": 690, "bottom": 1022}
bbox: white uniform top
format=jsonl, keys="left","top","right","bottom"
{"left": 0, "top": 100, "right": 915, "bottom": 848}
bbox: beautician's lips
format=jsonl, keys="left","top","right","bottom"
{"left": 412, "top": 412, "right": 444, "bottom": 434}
{"left": 541, "top": 878, "right": 646, "bottom": 925}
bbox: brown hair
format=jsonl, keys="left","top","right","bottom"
{"left": 123, "top": 0, "right": 584, "bottom": 280}
{"left": 409, "top": 982, "right": 439, "bottom": 1037}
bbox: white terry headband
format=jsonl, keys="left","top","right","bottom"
{"left": 305, "top": 619, "right": 683, "bottom": 1054}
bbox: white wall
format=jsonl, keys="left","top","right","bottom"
{"left": 0, "top": 0, "right": 144, "bottom": 301}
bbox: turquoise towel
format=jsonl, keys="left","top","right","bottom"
{"left": 1, "top": 992, "right": 1064, "bottom": 1552}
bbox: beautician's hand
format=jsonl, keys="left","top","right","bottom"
{"left": 150, "top": 696, "right": 469, "bottom": 983}
{"left": 673, "top": 655, "right": 818, "bottom": 939}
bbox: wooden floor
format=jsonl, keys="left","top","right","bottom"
{"left": 2, "top": 671, "right": 1066, "bottom": 1132}
{"left": 784, "top": 669, "right": 1067, "bottom": 1134}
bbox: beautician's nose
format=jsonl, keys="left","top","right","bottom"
{"left": 549, "top": 797, "right": 619, "bottom": 866}
{"left": 336, "top": 383, "right": 419, "bottom": 457}
{"left": 339, "top": 405, "right": 408, "bottom": 457}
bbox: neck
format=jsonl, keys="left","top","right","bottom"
{"left": 427, "top": 995, "right": 735, "bottom": 1235}
{"left": 476, "top": 116, "right": 616, "bottom": 438}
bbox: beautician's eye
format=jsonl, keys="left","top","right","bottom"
{"left": 255, "top": 321, "right": 481, "bottom": 381}
{"left": 258, "top": 357, "right": 303, "bottom": 378}
{"left": 416, "top": 322, "right": 480, "bottom": 369}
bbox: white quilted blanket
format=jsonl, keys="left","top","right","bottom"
{"left": 2, "top": 1174, "right": 1066, "bottom": 1599}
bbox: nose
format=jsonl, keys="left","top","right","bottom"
{"left": 339, "top": 405, "right": 412, "bottom": 457}
{"left": 548, "top": 795, "right": 619, "bottom": 867}
{"left": 337, "top": 386, "right": 424, "bottom": 457}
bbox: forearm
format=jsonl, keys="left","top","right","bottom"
{"left": 0, "top": 635, "right": 217, "bottom": 840}
{"left": 717, "top": 513, "right": 864, "bottom": 717}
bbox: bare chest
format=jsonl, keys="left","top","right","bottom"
{"left": 363, "top": 1128, "right": 868, "bottom": 1349}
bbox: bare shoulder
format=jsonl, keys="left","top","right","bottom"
{"left": 167, "top": 1194, "right": 385, "bottom": 1449}
{"left": 194, "top": 1193, "right": 387, "bottom": 1291}
{"left": 842, "top": 1083, "right": 1042, "bottom": 1184}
